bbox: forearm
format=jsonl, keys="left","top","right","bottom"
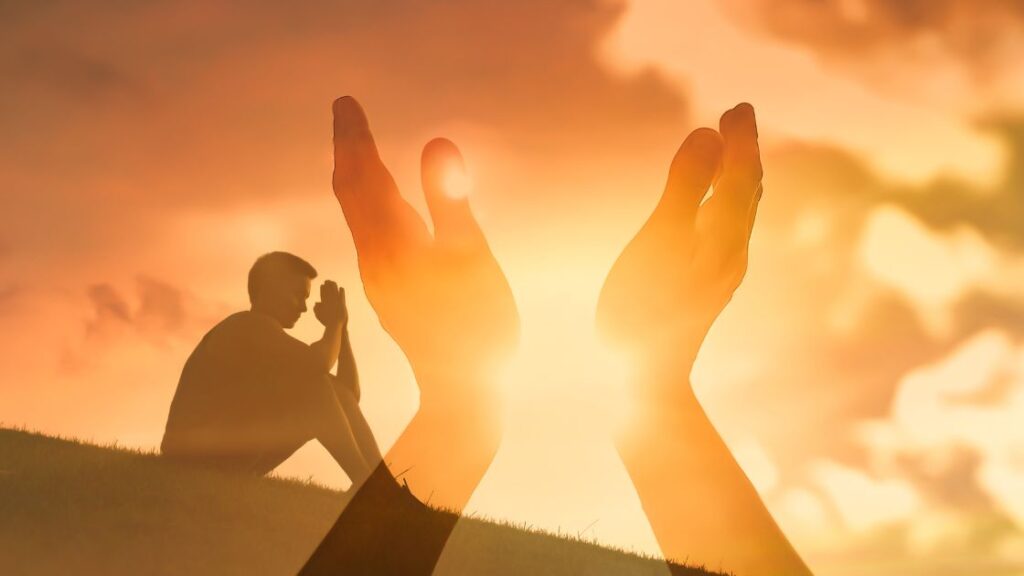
{"left": 333, "top": 327, "right": 360, "bottom": 401}
{"left": 383, "top": 366, "right": 502, "bottom": 511}
{"left": 618, "top": 375, "right": 811, "bottom": 576}
{"left": 309, "top": 321, "right": 344, "bottom": 373}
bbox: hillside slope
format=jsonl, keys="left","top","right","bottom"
{"left": 0, "top": 428, "right": 721, "bottom": 576}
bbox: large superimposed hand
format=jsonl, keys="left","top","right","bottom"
{"left": 332, "top": 97, "right": 519, "bottom": 394}
{"left": 597, "top": 104, "right": 762, "bottom": 392}
{"left": 596, "top": 105, "right": 811, "bottom": 576}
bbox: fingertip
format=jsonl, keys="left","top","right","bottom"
{"left": 664, "top": 127, "right": 724, "bottom": 208}
{"left": 670, "top": 127, "right": 723, "bottom": 179}
{"left": 422, "top": 137, "right": 469, "bottom": 200}
{"left": 682, "top": 127, "right": 724, "bottom": 162}
{"left": 333, "top": 95, "right": 358, "bottom": 116}
{"left": 422, "top": 137, "right": 464, "bottom": 167}
{"left": 420, "top": 137, "right": 480, "bottom": 242}
{"left": 333, "top": 96, "right": 370, "bottom": 139}
{"left": 720, "top": 102, "right": 758, "bottom": 139}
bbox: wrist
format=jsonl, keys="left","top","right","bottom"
{"left": 628, "top": 349, "right": 698, "bottom": 405}
{"left": 616, "top": 361, "right": 704, "bottom": 449}
{"left": 320, "top": 317, "right": 346, "bottom": 329}
{"left": 414, "top": 366, "right": 499, "bottom": 410}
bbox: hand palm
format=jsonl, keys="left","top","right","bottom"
{"left": 598, "top": 105, "right": 763, "bottom": 379}
{"left": 332, "top": 97, "right": 519, "bottom": 403}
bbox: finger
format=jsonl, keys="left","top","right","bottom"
{"left": 700, "top": 104, "right": 763, "bottom": 246}
{"left": 660, "top": 127, "right": 723, "bottom": 222}
{"left": 332, "top": 97, "right": 430, "bottom": 260}
{"left": 320, "top": 281, "right": 331, "bottom": 302}
{"left": 332, "top": 96, "right": 384, "bottom": 191}
{"left": 421, "top": 137, "right": 486, "bottom": 249}
{"left": 716, "top": 102, "right": 762, "bottom": 212}
{"left": 338, "top": 285, "right": 347, "bottom": 308}
{"left": 332, "top": 96, "right": 386, "bottom": 254}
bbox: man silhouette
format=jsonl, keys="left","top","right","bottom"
{"left": 161, "top": 251, "right": 379, "bottom": 484}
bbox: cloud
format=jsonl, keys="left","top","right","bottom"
{"left": 857, "top": 330, "right": 1024, "bottom": 525}
{"left": 781, "top": 330, "right": 1024, "bottom": 573}
{"left": 81, "top": 275, "right": 218, "bottom": 346}
{"left": 2, "top": 3, "right": 1022, "bottom": 572}
{"left": 0, "top": 0, "right": 690, "bottom": 311}
{"left": 719, "top": 0, "right": 1024, "bottom": 113}
{"left": 696, "top": 123, "right": 1024, "bottom": 569}
{"left": 727, "top": 0, "right": 1024, "bottom": 64}
{"left": 4, "top": 46, "right": 148, "bottom": 104}
{"left": 85, "top": 283, "right": 132, "bottom": 335}
{"left": 898, "top": 119, "right": 1024, "bottom": 247}
{"left": 0, "top": 0, "right": 684, "bottom": 209}
{"left": 811, "top": 460, "right": 922, "bottom": 533}
{"left": 604, "top": 0, "right": 1008, "bottom": 186}
{"left": 858, "top": 204, "right": 998, "bottom": 333}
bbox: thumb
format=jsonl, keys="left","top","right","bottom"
{"left": 421, "top": 137, "right": 484, "bottom": 249}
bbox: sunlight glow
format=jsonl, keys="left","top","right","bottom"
{"left": 497, "top": 306, "right": 634, "bottom": 438}
{"left": 443, "top": 167, "right": 473, "bottom": 200}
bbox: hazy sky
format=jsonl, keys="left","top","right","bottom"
{"left": 2, "top": 1, "right": 1023, "bottom": 574}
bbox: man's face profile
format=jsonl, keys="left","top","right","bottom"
{"left": 255, "top": 268, "right": 312, "bottom": 329}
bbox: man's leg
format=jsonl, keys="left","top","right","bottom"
{"left": 332, "top": 380, "right": 383, "bottom": 465}
{"left": 306, "top": 374, "right": 373, "bottom": 485}
{"left": 247, "top": 436, "right": 312, "bottom": 477}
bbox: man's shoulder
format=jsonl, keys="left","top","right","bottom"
{"left": 196, "top": 311, "right": 270, "bottom": 346}
{"left": 209, "top": 310, "right": 307, "bottom": 348}
{"left": 210, "top": 310, "right": 276, "bottom": 333}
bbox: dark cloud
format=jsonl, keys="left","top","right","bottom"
{"left": 0, "top": 0, "right": 682, "bottom": 205}
{"left": 723, "top": 0, "right": 1024, "bottom": 79}
{"left": 898, "top": 448, "right": 997, "bottom": 512}
{"left": 83, "top": 276, "right": 210, "bottom": 341}
{"left": 769, "top": 117, "right": 1024, "bottom": 248}
{"left": 85, "top": 283, "right": 132, "bottom": 335}
{"left": 824, "top": 295, "right": 936, "bottom": 418}
{"left": 135, "top": 276, "right": 188, "bottom": 334}
{"left": 0, "top": 0, "right": 685, "bottom": 283}
{"left": 895, "top": 119, "right": 1024, "bottom": 248}
{"left": 954, "top": 291, "right": 1024, "bottom": 339}
{"left": 732, "top": 119, "right": 1024, "bottom": 472}
{"left": 60, "top": 275, "right": 218, "bottom": 377}
{"left": 4, "top": 47, "right": 147, "bottom": 104}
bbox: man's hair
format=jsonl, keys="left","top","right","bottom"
{"left": 247, "top": 251, "right": 318, "bottom": 304}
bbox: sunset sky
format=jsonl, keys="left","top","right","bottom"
{"left": 3, "top": 1, "right": 1024, "bottom": 574}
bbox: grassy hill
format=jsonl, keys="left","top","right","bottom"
{"left": 0, "top": 428, "right": 723, "bottom": 576}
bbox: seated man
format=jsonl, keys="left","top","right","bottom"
{"left": 161, "top": 251, "right": 379, "bottom": 485}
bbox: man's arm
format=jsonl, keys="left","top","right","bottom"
{"left": 332, "top": 325, "right": 360, "bottom": 402}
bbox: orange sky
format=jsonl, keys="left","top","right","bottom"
{"left": 3, "top": 1, "right": 1024, "bottom": 574}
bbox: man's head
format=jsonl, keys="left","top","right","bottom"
{"left": 248, "top": 252, "right": 317, "bottom": 329}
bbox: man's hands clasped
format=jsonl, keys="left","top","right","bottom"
{"left": 314, "top": 280, "right": 349, "bottom": 328}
